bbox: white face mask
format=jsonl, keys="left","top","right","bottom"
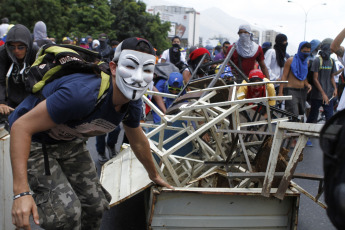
{"left": 115, "top": 50, "right": 155, "bottom": 100}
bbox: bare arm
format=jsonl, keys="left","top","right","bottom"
{"left": 331, "top": 28, "right": 345, "bottom": 57}
{"left": 258, "top": 59, "right": 270, "bottom": 79}
{"left": 124, "top": 125, "right": 173, "bottom": 189}
{"left": 11, "top": 100, "right": 57, "bottom": 229}
{"left": 278, "top": 58, "right": 292, "bottom": 96}
{"left": 313, "top": 72, "right": 329, "bottom": 104}
{"left": 152, "top": 86, "right": 166, "bottom": 114}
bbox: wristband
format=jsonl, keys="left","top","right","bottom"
{"left": 13, "top": 191, "right": 32, "bottom": 200}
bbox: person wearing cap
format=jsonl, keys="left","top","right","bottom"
{"left": 160, "top": 36, "right": 186, "bottom": 70}
{"left": 0, "top": 24, "right": 39, "bottom": 115}
{"left": 237, "top": 69, "right": 276, "bottom": 110}
{"left": 306, "top": 38, "right": 337, "bottom": 123}
{"left": 264, "top": 34, "right": 289, "bottom": 96}
{"left": 278, "top": 41, "right": 313, "bottom": 118}
{"left": 227, "top": 24, "right": 270, "bottom": 79}
{"left": 79, "top": 37, "right": 89, "bottom": 49}
{"left": 0, "top": 17, "right": 9, "bottom": 39}
{"left": 8, "top": 37, "right": 173, "bottom": 229}
{"left": 152, "top": 72, "right": 185, "bottom": 123}
{"left": 183, "top": 47, "right": 212, "bottom": 83}
{"left": 95, "top": 33, "right": 112, "bottom": 62}
{"left": 262, "top": 42, "right": 272, "bottom": 55}
{"left": 62, "top": 36, "right": 73, "bottom": 44}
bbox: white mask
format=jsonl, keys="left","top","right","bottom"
{"left": 115, "top": 50, "right": 155, "bottom": 100}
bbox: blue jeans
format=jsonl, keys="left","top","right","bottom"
{"left": 96, "top": 126, "right": 121, "bottom": 154}
{"left": 307, "top": 98, "right": 334, "bottom": 123}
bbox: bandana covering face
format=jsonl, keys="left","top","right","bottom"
{"left": 274, "top": 34, "right": 288, "bottom": 68}
{"left": 319, "top": 43, "right": 332, "bottom": 61}
{"left": 235, "top": 25, "right": 259, "bottom": 58}
{"left": 290, "top": 41, "right": 310, "bottom": 81}
{"left": 169, "top": 43, "right": 181, "bottom": 66}
{"left": 115, "top": 50, "right": 155, "bottom": 100}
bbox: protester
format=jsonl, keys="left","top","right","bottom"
{"left": 33, "top": 21, "right": 53, "bottom": 48}
{"left": 278, "top": 41, "right": 312, "bottom": 117}
{"left": 214, "top": 41, "right": 230, "bottom": 61}
{"left": 264, "top": 34, "right": 288, "bottom": 95}
{"left": 79, "top": 37, "right": 89, "bottom": 49}
{"left": 262, "top": 41, "right": 272, "bottom": 55}
{"left": 86, "top": 35, "right": 93, "bottom": 50}
{"left": 306, "top": 39, "right": 337, "bottom": 123}
{"left": 182, "top": 47, "right": 212, "bottom": 83}
{"left": 92, "top": 39, "right": 100, "bottom": 50}
{"left": 227, "top": 24, "right": 270, "bottom": 79}
{"left": 160, "top": 36, "right": 186, "bottom": 70}
{"left": 237, "top": 69, "right": 276, "bottom": 115}
{"left": 0, "top": 24, "right": 39, "bottom": 115}
{"left": 95, "top": 33, "right": 112, "bottom": 62}
{"left": 9, "top": 37, "right": 173, "bottom": 229}
{"left": 0, "top": 17, "right": 9, "bottom": 39}
{"left": 152, "top": 72, "right": 185, "bottom": 123}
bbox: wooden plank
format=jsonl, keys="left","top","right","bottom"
{"left": 274, "top": 135, "right": 308, "bottom": 200}
{"left": 261, "top": 122, "right": 285, "bottom": 197}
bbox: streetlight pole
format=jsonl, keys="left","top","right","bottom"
{"left": 287, "top": 1, "right": 326, "bottom": 41}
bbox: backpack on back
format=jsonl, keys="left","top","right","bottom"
{"left": 25, "top": 43, "right": 110, "bottom": 100}
{"left": 24, "top": 44, "right": 112, "bottom": 176}
{"left": 320, "top": 108, "right": 345, "bottom": 229}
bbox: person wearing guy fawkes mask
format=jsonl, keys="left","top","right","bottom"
{"left": 227, "top": 24, "right": 270, "bottom": 80}
{"left": 0, "top": 24, "right": 39, "bottom": 115}
{"left": 8, "top": 37, "right": 173, "bottom": 230}
{"left": 160, "top": 36, "right": 186, "bottom": 70}
{"left": 307, "top": 38, "right": 337, "bottom": 124}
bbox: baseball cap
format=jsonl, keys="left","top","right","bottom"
{"left": 167, "top": 72, "right": 183, "bottom": 88}
{"left": 248, "top": 69, "right": 264, "bottom": 82}
{"left": 80, "top": 37, "right": 87, "bottom": 44}
{"left": 62, "top": 37, "right": 72, "bottom": 42}
{"left": 98, "top": 33, "right": 107, "bottom": 41}
{"left": 113, "top": 37, "right": 156, "bottom": 61}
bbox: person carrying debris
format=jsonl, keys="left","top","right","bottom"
{"left": 9, "top": 37, "right": 173, "bottom": 230}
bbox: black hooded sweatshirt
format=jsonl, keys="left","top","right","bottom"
{"left": 0, "top": 24, "right": 39, "bottom": 107}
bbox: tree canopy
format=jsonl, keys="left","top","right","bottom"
{"left": 0, "top": 0, "right": 171, "bottom": 53}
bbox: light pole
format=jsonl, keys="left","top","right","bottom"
{"left": 287, "top": 1, "right": 326, "bottom": 41}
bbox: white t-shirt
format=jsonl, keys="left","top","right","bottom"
{"left": 160, "top": 48, "right": 186, "bottom": 64}
{"left": 0, "top": 23, "right": 9, "bottom": 38}
{"left": 264, "top": 49, "right": 284, "bottom": 82}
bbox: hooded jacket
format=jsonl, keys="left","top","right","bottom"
{"left": 33, "top": 21, "right": 53, "bottom": 48}
{"left": 0, "top": 24, "right": 39, "bottom": 106}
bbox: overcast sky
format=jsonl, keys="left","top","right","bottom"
{"left": 143, "top": 0, "right": 344, "bottom": 54}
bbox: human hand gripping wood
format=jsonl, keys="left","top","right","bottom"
{"left": 12, "top": 195, "right": 39, "bottom": 230}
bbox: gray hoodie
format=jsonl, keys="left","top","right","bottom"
{"left": 33, "top": 21, "right": 52, "bottom": 48}
{"left": 0, "top": 24, "right": 39, "bottom": 106}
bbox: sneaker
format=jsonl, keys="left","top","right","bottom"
{"left": 306, "top": 139, "right": 313, "bottom": 147}
{"left": 107, "top": 145, "right": 117, "bottom": 158}
{"left": 98, "top": 153, "right": 109, "bottom": 165}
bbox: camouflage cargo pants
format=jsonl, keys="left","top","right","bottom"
{"left": 27, "top": 139, "right": 111, "bottom": 230}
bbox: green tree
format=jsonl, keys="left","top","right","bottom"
{"left": 110, "top": 0, "right": 171, "bottom": 54}
{"left": 0, "top": 0, "right": 171, "bottom": 51}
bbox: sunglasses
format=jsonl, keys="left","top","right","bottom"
{"left": 8, "top": 45, "right": 26, "bottom": 51}
{"left": 168, "top": 86, "right": 182, "bottom": 93}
